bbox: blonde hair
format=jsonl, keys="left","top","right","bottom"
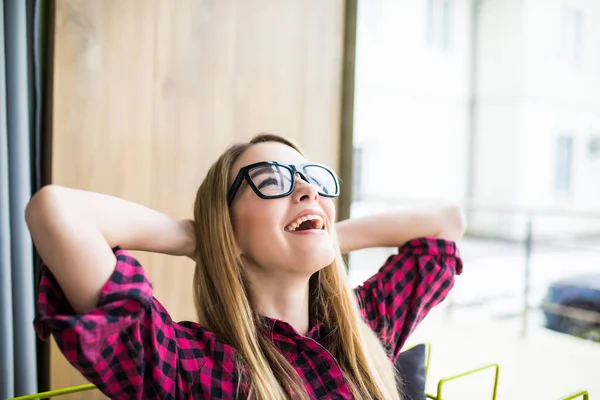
{"left": 192, "top": 133, "right": 402, "bottom": 399}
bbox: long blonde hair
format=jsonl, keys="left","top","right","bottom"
{"left": 192, "top": 133, "right": 402, "bottom": 399}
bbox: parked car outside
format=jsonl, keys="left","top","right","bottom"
{"left": 543, "top": 273, "right": 600, "bottom": 342}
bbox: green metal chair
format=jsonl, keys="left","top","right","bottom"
{"left": 425, "top": 362, "right": 500, "bottom": 400}
{"left": 405, "top": 341, "right": 586, "bottom": 400}
{"left": 559, "top": 390, "right": 590, "bottom": 400}
{"left": 403, "top": 341, "right": 500, "bottom": 400}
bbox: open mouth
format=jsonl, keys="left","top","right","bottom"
{"left": 285, "top": 214, "right": 325, "bottom": 232}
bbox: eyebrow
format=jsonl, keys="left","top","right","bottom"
{"left": 250, "top": 165, "right": 280, "bottom": 179}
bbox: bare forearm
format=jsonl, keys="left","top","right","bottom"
{"left": 27, "top": 185, "right": 192, "bottom": 255}
{"left": 336, "top": 206, "right": 466, "bottom": 253}
{"left": 25, "top": 185, "right": 194, "bottom": 312}
{"left": 76, "top": 189, "right": 191, "bottom": 255}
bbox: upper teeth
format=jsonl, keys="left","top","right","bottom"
{"left": 285, "top": 214, "right": 324, "bottom": 232}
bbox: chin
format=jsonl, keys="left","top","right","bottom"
{"left": 299, "top": 250, "right": 337, "bottom": 273}
{"left": 276, "top": 235, "right": 338, "bottom": 272}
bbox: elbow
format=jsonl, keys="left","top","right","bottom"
{"left": 25, "top": 185, "right": 63, "bottom": 231}
{"left": 438, "top": 205, "right": 466, "bottom": 242}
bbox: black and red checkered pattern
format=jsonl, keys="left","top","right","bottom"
{"left": 34, "top": 237, "right": 462, "bottom": 399}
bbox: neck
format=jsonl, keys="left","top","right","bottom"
{"left": 245, "top": 264, "right": 311, "bottom": 336}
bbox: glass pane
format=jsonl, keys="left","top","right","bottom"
{"left": 303, "top": 165, "right": 337, "bottom": 195}
{"left": 250, "top": 164, "right": 292, "bottom": 196}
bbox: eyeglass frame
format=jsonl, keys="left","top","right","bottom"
{"left": 227, "top": 161, "right": 340, "bottom": 206}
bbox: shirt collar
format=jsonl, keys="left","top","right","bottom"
{"left": 260, "top": 315, "right": 327, "bottom": 341}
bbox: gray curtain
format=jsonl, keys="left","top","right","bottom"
{"left": 1, "top": 0, "right": 43, "bottom": 397}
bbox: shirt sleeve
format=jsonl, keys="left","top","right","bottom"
{"left": 33, "top": 247, "right": 195, "bottom": 399}
{"left": 353, "top": 237, "right": 463, "bottom": 361}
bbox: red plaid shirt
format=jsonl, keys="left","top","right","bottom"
{"left": 34, "top": 237, "right": 462, "bottom": 399}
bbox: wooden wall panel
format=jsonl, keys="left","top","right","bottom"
{"left": 49, "top": 0, "right": 347, "bottom": 396}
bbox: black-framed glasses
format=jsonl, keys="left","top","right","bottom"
{"left": 227, "top": 161, "right": 340, "bottom": 205}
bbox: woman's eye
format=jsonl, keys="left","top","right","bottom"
{"left": 258, "top": 177, "right": 279, "bottom": 189}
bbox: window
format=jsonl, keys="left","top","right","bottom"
{"left": 555, "top": 136, "right": 574, "bottom": 195}
{"left": 427, "top": 0, "right": 449, "bottom": 49}
{"left": 560, "top": 9, "right": 582, "bottom": 65}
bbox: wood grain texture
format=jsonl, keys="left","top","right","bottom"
{"left": 49, "top": 0, "right": 347, "bottom": 396}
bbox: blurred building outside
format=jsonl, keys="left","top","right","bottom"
{"left": 352, "top": 0, "right": 600, "bottom": 238}
{"left": 349, "top": 1, "right": 600, "bottom": 397}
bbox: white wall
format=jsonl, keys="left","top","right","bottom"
{"left": 519, "top": 0, "right": 600, "bottom": 210}
{"left": 354, "top": 0, "right": 471, "bottom": 204}
{"left": 470, "top": 0, "right": 600, "bottom": 239}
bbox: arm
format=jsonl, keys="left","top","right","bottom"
{"left": 336, "top": 205, "right": 466, "bottom": 254}
{"left": 354, "top": 238, "right": 463, "bottom": 360}
{"left": 25, "top": 184, "right": 195, "bottom": 313}
{"left": 28, "top": 185, "right": 201, "bottom": 398}
{"left": 344, "top": 207, "right": 465, "bottom": 359}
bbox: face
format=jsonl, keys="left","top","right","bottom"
{"left": 229, "top": 141, "right": 337, "bottom": 276}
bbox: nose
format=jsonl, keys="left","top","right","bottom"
{"left": 291, "top": 173, "right": 319, "bottom": 203}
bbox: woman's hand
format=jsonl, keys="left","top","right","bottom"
{"left": 179, "top": 219, "right": 197, "bottom": 261}
{"left": 335, "top": 205, "right": 466, "bottom": 254}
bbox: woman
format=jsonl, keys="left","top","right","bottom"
{"left": 26, "top": 133, "right": 465, "bottom": 399}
